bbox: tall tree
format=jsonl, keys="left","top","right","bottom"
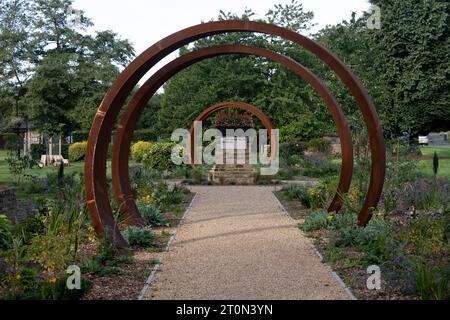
{"left": 20, "top": 0, "right": 134, "bottom": 136}
{"left": 156, "top": 1, "right": 330, "bottom": 137}
{"left": 0, "top": 0, "right": 35, "bottom": 121}
{"left": 370, "top": 0, "right": 450, "bottom": 136}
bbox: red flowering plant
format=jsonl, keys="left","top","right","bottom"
{"left": 214, "top": 113, "right": 254, "bottom": 134}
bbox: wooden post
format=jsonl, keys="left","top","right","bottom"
{"left": 59, "top": 135, "right": 62, "bottom": 156}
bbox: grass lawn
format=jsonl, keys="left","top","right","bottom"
{"left": 0, "top": 151, "right": 115, "bottom": 191}
{"left": 420, "top": 146, "right": 450, "bottom": 178}
{"left": 420, "top": 146, "right": 450, "bottom": 158}
{"left": 0, "top": 151, "right": 84, "bottom": 185}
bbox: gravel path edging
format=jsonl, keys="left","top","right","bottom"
{"left": 271, "top": 191, "right": 357, "bottom": 300}
{"left": 138, "top": 193, "right": 198, "bottom": 300}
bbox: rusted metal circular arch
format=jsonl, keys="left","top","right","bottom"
{"left": 111, "top": 45, "right": 353, "bottom": 231}
{"left": 86, "top": 21, "right": 385, "bottom": 246}
{"left": 187, "top": 101, "right": 276, "bottom": 164}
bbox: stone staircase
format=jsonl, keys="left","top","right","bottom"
{"left": 209, "top": 148, "right": 257, "bottom": 185}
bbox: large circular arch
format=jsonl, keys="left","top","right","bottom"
{"left": 111, "top": 45, "right": 354, "bottom": 233}
{"left": 86, "top": 21, "right": 385, "bottom": 247}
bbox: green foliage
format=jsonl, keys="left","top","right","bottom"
{"left": 81, "top": 230, "right": 131, "bottom": 277}
{"left": 4, "top": 268, "right": 92, "bottom": 300}
{"left": 141, "top": 142, "right": 176, "bottom": 170}
{"left": 399, "top": 215, "right": 447, "bottom": 258}
{"left": 382, "top": 157, "right": 422, "bottom": 212}
{"left": 401, "top": 177, "right": 450, "bottom": 211}
{"left": 0, "top": 215, "right": 13, "bottom": 251}
{"left": 123, "top": 226, "right": 155, "bottom": 247}
{"left": 329, "top": 212, "right": 361, "bottom": 247}
{"left": 280, "top": 141, "right": 308, "bottom": 166}
{"left": 355, "top": 217, "right": 393, "bottom": 264}
{"left": 301, "top": 155, "right": 339, "bottom": 178}
{"left": 27, "top": 234, "right": 72, "bottom": 274}
{"left": 280, "top": 116, "right": 323, "bottom": 143}
{"left": 299, "top": 210, "right": 331, "bottom": 232}
{"left": 308, "top": 138, "right": 332, "bottom": 155}
{"left": 369, "top": 0, "right": 450, "bottom": 135}
{"left": 5, "top": 152, "right": 36, "bottom": 184}
{"left": 139, "top": 203, "right": 167, "bottom": 227}
{"left": 68, "top": 141, "right": 87, "bottom": 162}
{"left": 412, "top": 259, "right": 449, "bottom": 300}
{"left": 30, "top": 144, "right": 46, "bottom": 160}
{"left": 13, "top": 215, "right": 45, "bottom": 244}
{"left": 192, "top": 169, "right": 206, "bottom": 184}
{"left": 131, "top": 141, "right": 152, "bottom": 163}
{"left": 282, "top": 185, "right": 308, "bottom": 202}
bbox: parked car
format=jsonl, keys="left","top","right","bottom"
{"left": 418, "top": 136, "right": 429, "bottom": 145}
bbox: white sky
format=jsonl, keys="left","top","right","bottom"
{"left": 72, "top": 0, "right": 371, "bottom": 82}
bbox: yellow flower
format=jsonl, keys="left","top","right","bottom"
{"left": 327, "top": 214, "right": 334, "bottom": 223}
{"left": 16, "top": 274, "right": 22, "bottom": 281}
{"left": 49, "top": 277, "right": 57, "bottom": 284}
{"left": 47, "top": 266, "right": 53, "bottom": 274}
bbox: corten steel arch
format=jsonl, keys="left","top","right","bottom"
{"left": 188, "top": 101, "right": 276, "bottom": 163}
{"left": 86, "top": 21, "right": 386, "bottom": 247}
{"left": 111, "top": 46, "right": 354, "bottom": 231}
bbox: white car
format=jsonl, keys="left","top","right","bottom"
{"left": 418, "top": 136, "right": 429, "bottom": 145}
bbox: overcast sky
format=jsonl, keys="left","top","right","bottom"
{"left": 72, "top": 0, "right": 371, "bottom": 81}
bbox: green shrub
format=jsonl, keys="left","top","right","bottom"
{"left": 356, "top": 217, "right": 393, "bottom": 264}
{"left": 329, "top": 212, "right": 362, "bottom": 247}
{"left": 306, "top": 184, "right": 328, "bottom": 209}
{"left": 302, "top": 155, "right": 339, "bottom": 178}
{"left": 192, "top": 169, "right": 205, "bottom": 184}
{"left": 299, "top": 210, "right": 331, "bottom": 232}
{"left": 3, "top": 133, "right": 20, "bottom": 151}
{"left": 30, "top": 144, "right": 46, "bottom": 160}
{"left": 281, "top": 185, "right": 325, "bottom": 209}
{"left": 14, "top": 215, "right": 45, "bottom": 244}
{"left": 308, "top": 138, "right": 332, "bottom": 154}
{"left": 140, "top": 204, "right": 167, "bottom": 227}
{"left": 5, "top": 269, "right": 92, "bottom": 300}
{"left": 131, "top": 141, "right": 153, "bottom": 163}
{"left": 280, "top": 116, "right": 323, "bottom": 143}
{"left": 283, "top": 185, "right": 309, "bottom": 202}
{"left": 27, "top": 234, "right": 72, "bottom": 274}
{"left": 123, "top": 226, "right": 155, "bottom": 247}
{"left": 276, "top": 167, "right": 301, "bottom": 180}
{"left": 398, "top": 215, "right": 447, "bottom": 258}
{"left": 412, "top": 259, "right": 449, "bottom": 300}
{"left": 0, "top": 215, "right": 13, "bottom": 250}
{"left": 68, "top": 141, "right": 87, "bottom": 162}
{"left": 141, "top": 142, "right": 176, "bottom": 170}
{"left": 280, "top": 141, "right": 308, "bottom": 166}
{"left": 6, "top": 153, "right": 36, "bottom": 184}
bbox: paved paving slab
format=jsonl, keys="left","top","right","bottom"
{"left": 143, "top": 186, "right": 351, "bottom": 300}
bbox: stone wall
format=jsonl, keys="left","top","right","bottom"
{"left": 0, "top": 187, "right": 18, "bottom": 221}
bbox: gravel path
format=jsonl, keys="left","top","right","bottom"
{"left": 143, "top": 186, "right": 351, "bottom": 300}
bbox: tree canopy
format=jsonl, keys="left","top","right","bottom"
{"left": 0, "top": 0, "right": 134, "bottom": 136}
{"left": 1, "top": 0, "right": 448, "bottom": 141}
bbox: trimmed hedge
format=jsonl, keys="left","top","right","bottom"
{"left": 131, "top": 141, "right": 152, "bottom": 163}
{"left": 68, "top": 141, "right": 88, "bottom": 162}
{"left": 141, "top": 142, "right": 176, "bottom": 170}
